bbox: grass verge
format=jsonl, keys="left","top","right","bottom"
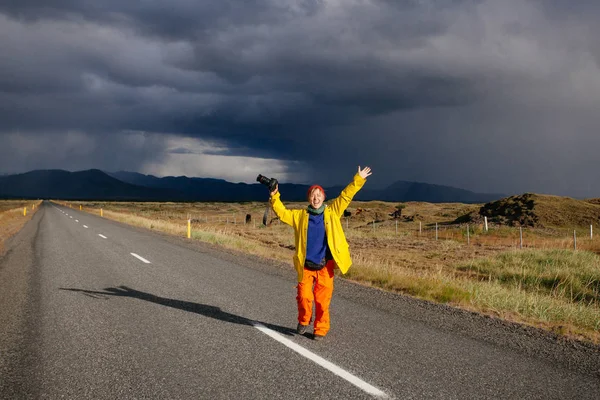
{"left": 0, "top": 201, "right": 41, "bottom": 256}
{"left": 347, "top": 249, "right": 600, "bottom": 342}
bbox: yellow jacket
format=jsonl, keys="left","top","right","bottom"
{"left": 270, "top": 173, "right": 366, "bottom": 282}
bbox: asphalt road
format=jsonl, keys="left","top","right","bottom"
{"left": 1, "top": 201, "right": 599, "bottom": 399}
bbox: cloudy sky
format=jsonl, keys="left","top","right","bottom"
{"left": 1, "top": 0, "right": 599, "bottom": 198}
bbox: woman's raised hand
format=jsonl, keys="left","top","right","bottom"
{"left": 358, "top": 166, "right": 372, "bottom": 179}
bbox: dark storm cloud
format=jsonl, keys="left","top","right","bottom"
{"left": 1, "top": 1, "right": 600, "bottom": 197}
{"left": 0, "top": 0, "right": 321, "bottom": 42}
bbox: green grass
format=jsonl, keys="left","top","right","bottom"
{"left": 191, "top": 230, "right": 259, "bottom": 253}
{"left": 457, "top": 249, "right": 600, "bottom": 304}
{"left": 347, "top": 248, "right": 600, "bottom": 340}
{"left": 466, "top": 280, "right": 600, "bottom": 335}
{"left": 344, "top": 262, "right": 472, "bottom": 305}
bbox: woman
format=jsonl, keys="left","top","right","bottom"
{"left": 269, "top": 166, "right": 372, "bottom": 339}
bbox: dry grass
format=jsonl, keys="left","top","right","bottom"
{"left": 0, "top": 200, "right": 41, "bottom": 255}
{"left": 63, "top": 199, "right": 600, "bottom": 343}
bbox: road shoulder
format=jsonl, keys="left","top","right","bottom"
{"left": 0, "top": 205, "right": 44, "bottom": 397}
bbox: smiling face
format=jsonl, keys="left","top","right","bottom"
{"left": 308, "top": 187, "right": 325, "bottom": 209}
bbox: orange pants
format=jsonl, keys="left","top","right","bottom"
{"left": 297, "top": 260, "right": 335, "bottom": 336}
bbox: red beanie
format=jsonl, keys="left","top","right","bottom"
{"left": 307, "top": 185, "right": 326, "bottom": 200}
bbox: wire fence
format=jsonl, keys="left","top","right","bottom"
{"left": 179, "top": 212, "right": 598, "bottom": 252}
{"left": 74, "top": 202, "right": 599, "bottom": 254}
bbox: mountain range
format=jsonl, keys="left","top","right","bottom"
{"left": 0, "top": 169, "right": 504, "bottom": 203}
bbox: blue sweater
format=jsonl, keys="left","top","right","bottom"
{"left": 306, "top": 213, "right": 328, "bottom": 265}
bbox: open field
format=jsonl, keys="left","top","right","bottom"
{"left": 56, "top": 198, "right": 600, "bottom": 344}
{"left": 0, "top": 200, "right": 41, "bottom": 255}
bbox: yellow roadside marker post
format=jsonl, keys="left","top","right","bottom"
{"left": 80, "top": 205, "right": 82, "bottom": 211}
{"left": 24, "top": 207, "right": 27, "bottom": 216}
{"left": 101, "top": 208, "right": 103, "bottom": 217}
{"left": 187, "top": 219, "right": 191, "bottom": 239}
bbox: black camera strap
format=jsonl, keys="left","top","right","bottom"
{"left": 256, "top": 174, "right": 278, "bottom": 226}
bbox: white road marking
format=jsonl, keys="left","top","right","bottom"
{"left": 252, "top": 323, "right": 388, "bottom": 398}
{"left": 75, "top": 220, "right": 79, "bottom": 222}
{"left": 130, "top": 253, "right": 151, "bottom": 264}
{"left": 70, "top": 216, "right": 73, "bottom": 219}
{"left": 98, "top": 234, "right": 107, "bottom": 239}
{"left": 83, "top": 225, "right": 88, "bottom": 229}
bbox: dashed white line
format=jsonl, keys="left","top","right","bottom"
{"left": 83, "top": 225, "right": 88, "bottom": 229}
{"left": 75, "top": 220, "right": 79, "bottom": 222}
{"left": 130, "top": 253, "right": 151, "bottom": 264}
{"left": 252, "top": 323, "right": 388, "bottom": 398}
{"left": 98, "top": 234, "right": 107, "bottom": 239}
{"left": 70, "top": 216, "right": 73, "bottom": 219}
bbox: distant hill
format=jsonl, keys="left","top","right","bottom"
{"left": 356, "top": 181, "right": 502, "bottom": 203}
{"left": 0, "top": 169, "right": 176, "bottom": 201}
{"left": 462, "top": 193, "right": 600, "bottom": 228}
{"left": 109, "top": 171, "right": 502, "bottom": 203}
{"left": 0, "top": 169, "right": 503, "bottom": 203}
{"left": 107, "top": 171, "right": 311, "bottom": 202}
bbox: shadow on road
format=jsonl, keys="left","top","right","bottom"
{"left": 60, "top": 285, "right": 296, "bottom": 336}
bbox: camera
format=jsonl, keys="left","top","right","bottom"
{"left": 256, "top": 174, "right": 278, "bottom": 192}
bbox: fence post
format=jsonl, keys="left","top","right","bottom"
{"left": 372, "top": 220, "right": 375, "bottom": 233}
{"left": 591, "top": 224, "right": 593, "bottom": 240}
{"left": 574, "top": 230, "right": 577, "bottom": 250}
{"left": 484, "top": 216, "right": 488, "bottom": 232}
{"left": 419, "top": 221, "right": 422, "bottom": 236}
{"left": 467, "top": 224, "right": 470, "bottom": 245}
{"left": 395, "top": 220, "right": 398, "bottom": 235}
{"left": 435, "top": 223, "right": 438, "bottom": 240}
{"left": 519, "top": 227, "right": 523, "bottom": 249}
